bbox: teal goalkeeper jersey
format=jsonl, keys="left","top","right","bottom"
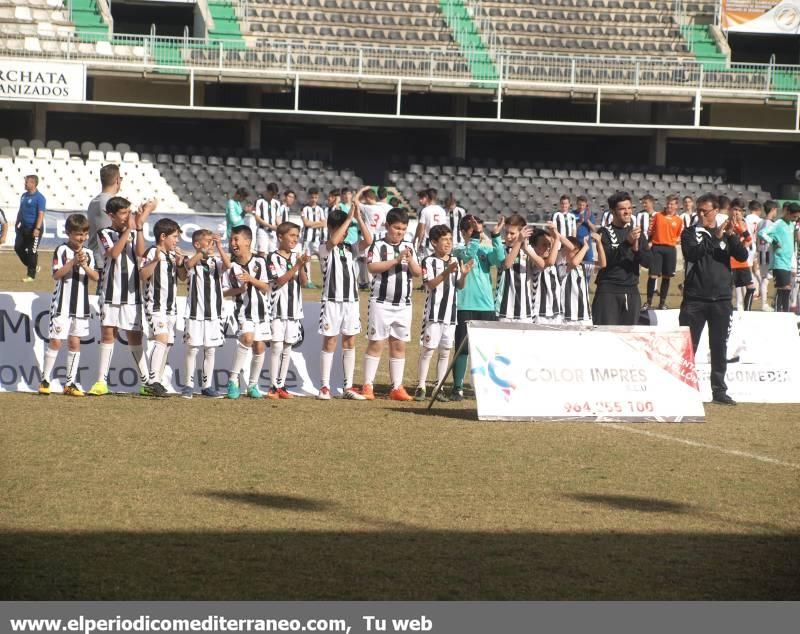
{"left": 759, "top": 217, "right": 797, "bottom": 271}
{"left": 453, "top": 235, "right": 505, "bottom": 311}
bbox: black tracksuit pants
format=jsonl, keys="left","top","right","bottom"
{"left": 679, "top": 299, "right": 732, "bottom": 398}
{"left": 14, "top": 226, "right": 38, "bottom": 277}
{"left": 592, "top": 288, "right": 641, "bottom": 326}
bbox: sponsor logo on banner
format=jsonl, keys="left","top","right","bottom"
{"left": 722, "top": 0, "right": 800, "bottom": 33}
{"left": 467, "top": 322, "right": 706, "bottom": 422}
{"left": 0, "top": 293, "right": 341, "bottom": 396}
{"left": 0, "top": 60, "right": 86, "bottom": 102}
{"left": 648, "top": 309, "right": 800, "bottom": 403}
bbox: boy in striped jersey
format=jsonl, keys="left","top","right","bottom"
{"left": 223, "top": 225, "right": 272, "bottom": 399}
{"left": 496, "top": 213, "right": 537, "bottom": 322}
{"left": 361, "top": 208, "right": 422, "bottom": 401}
{"left": 562, "top": 233, "right": 606, "bottom": 324}
{"left": 181, "top": 229, "right": 230, "bottom": 399}
{"left": 254, "top": 183, "right": 281, "bottom": 257}
{"left": 444, "top": 193, "right": 466, "bottom": 247}
{"left": 415, "top": 224, "right": 472, "bottom": 401}
{"left": 38, "top": 214, "right": 99, "bottom": 396}
{"left": 88, "top": 197, "right": 156, "bottom": 396}
{"left": 530, "top": 223, "right": 565, "bottom": 324}
{"left": 300, "top": 187, "right": 326, "bottom": 287}
{"left": 317, "top": 198, "right": 373, "bottom": 400}
{"left": 139, "top": 218, "right": 187, "bottom": 395}
{"left": 266, "top": 222, "right": 310, "bottom": 399}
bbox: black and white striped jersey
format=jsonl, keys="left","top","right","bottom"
{"left": 562, "top": 265, "right": 591, "bottom": 322}
{"left": 495, "top": 246, "right": 534, "bottom": 320}
{"left": 142, "top": 247, "right": 178, "bottom": 315}
{"left": 267, "top": 251, "right": 304, "bottom": 320}
{"left": 601, "top": 210, "right": 614, "bottom": 227}
{"left": 50, "top": 243, "right": 94, "bottom": 319}
{"left": 368, "top": 239, "right": 415, "bottom": 306}
{"left": 680, "top": 212, "right": 697, "bottom": 230}
{"left": 255, "top": 198, "right": 281, "bottom": 232}
{"left": 278, "top": 203, "right": 291, "bottom": 227}
{"left": 446, "top": 207, "right": 467, "bottom": 246}
{"left": 301, "top": 205, "right": 327, "bottom": 245}
{"left": 531, "top": 264, "right": 563, "bottom": 319}
{"left": 319, "top": 242, "right": 359, "bottom": 303}
{"left": 185, "top": 256, "right": 225, "bottom": 321}
{"left": 98, "top": 227, "right": 141, "bottom": 306}
{"left": 422, "top": 255, "right": 460, "bottom": 325}
{"left": 635, "top": 211, "right": 652, "bottom": 239}
{"left": 224, "top": 256, "right": 271, "bottom": 323}
{"left": 553, "top": 211, "right": 577, "bottom": 238}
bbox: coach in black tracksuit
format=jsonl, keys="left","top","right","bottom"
{"left": 680, "top": 193, "right": 748, "bottom": 406}
{"left": 592, "top": 191, "right": 651, "bottom": 325}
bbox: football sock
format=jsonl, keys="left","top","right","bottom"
{"left": 363, "top": 354, "right": 380, "bottom": 386}
{"left": 389, "top": 357, "right": 405, "bottom": 390}
{"left": 342, "top": 347, "right": 356, "bottom": 389}
{"left": 42, "top": 348, "right": 58, "bottom": 382}
{"left": 417, "top": 347, "right": 435, "bottom": 388}
{"left": 320, "top": 350, "right": 334, "bottom": 389}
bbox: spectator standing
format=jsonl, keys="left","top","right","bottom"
{"left": 15, "top": 175, "right": 46, "bottom": 282}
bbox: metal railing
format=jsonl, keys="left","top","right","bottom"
{"left": 465, "top": 0, "right": 498, "bottom": 56}
{"left": 1, "top": 30, "right": 799, "bottom": 94}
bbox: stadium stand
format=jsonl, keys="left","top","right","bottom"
{"left": 0, "top": 0, "right": 75, "bottom": 40}
{"left": 387, "top": 160, "right": 772, "bottom": 221}
{"left": 0, "top": 138, "right": 774, "bottom": 219}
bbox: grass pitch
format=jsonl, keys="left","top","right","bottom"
{"left": 1, "top": 250, "right": 799, "bottom": 600}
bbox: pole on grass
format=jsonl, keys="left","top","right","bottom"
{"left": 426, "top": 335, "right": 468, "bottom": 410}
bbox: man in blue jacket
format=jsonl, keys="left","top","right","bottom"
{"left": 15, "top": 175, "right": 46, "bottom": 282}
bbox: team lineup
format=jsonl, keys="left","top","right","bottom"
{"left": 10, "top": 163, "right": 800, "bottom": 406}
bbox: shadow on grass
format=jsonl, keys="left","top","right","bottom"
{"left": 2, "top": 530, "right": 798, "bottom": 600}
{"left": 566, "top": 494, "right": 691, "bottom": 513}
{"left": 202, "top": 492, "right": 332, "bottom": 512}
{"left": 386, "top": 406, "right": 479, "bottom": 421}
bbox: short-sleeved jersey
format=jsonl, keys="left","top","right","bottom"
{"left": 552, "top": 211, "right": 577, "bottom": 238}
{"left": 756, "top": 218, "right": 773, "bottom": 252}
{"left": 601, "top": 210, "right": 614, "bottom": 227}
{"left": 18, "top": 190, "right": 46, "bottom": 228}
{"left": 635, "top": 211, "right": 652, "bottom": 240}
{"left": 680, "top": 211, "right": 697, "bottom": 231}
{"left": 531, "top": 263, "right": 562, "bottom": 319}
{"left": 419, "top": 204, "right": 447, "bottom": 251}
{"left": 359, "top": 202, "right": 391, "bottom": 240}
{"left": 368, "top": 239, "right": 415, "bottom": 306}
{"left": 301, "top": 205, "right": 327, "bottom": 245}
{"left": 223, "top": 256, "right": 271, "bottom": 323}
{"left": 446, "top": 206, "right": 467, "bottom": 246}
{"left": 50, "top": 243, "right": 94, "bottom": 319}
{"left": 319, "top": 242, "right": 358, "bottom": 303}
{"left": 495, "top": 246, "right": 534, "bottom": 320}
{"left": 421, "top": 254, "right": 460, "bottom": 325}
{"left": 185, "top": 256, "right": 225, "bottom": 321}
{"left": 562, "top": 265, "right": 591, "bottom": 322}
{"left": 267, "top": 251, "right": 304, "bottom": 320}
{"left": 98, "top": 227, "right": 141, "bottom": 306}
{"left": 277, "top": 203, "right": 291, "bottom": 227}
{"left": 649, "top": 212, "right": 684, "bottom": 247}
{"left": 142, "top": 246, "right": 178, "bottom": 315}
{"left": 730, "top": 221, "right": 753, "bottom": 270}
{"left": 255, "top": 198, "right": 282, "bottom": 233}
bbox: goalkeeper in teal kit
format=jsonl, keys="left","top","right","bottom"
{"left": 449, "top": 214, "right": 506, "bottom": 401}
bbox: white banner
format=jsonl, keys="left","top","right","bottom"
{"left": 467, "top": 322, "right": 705, "bottom": 422}
{"left": 647, "top": 309, "right": 800, "bottom": 403}
{"left": 0, "top": 60, "right": 86, "bottom": 102}
{"left": 0, "top": 293, "right": 342, "bottom": 396}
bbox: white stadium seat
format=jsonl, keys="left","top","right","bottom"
{"left": 105, "top": 151, "right": 122, "bottom": 163}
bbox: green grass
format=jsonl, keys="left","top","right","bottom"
{"left": 1, "top": 250, "right": 799, "bottom": 599}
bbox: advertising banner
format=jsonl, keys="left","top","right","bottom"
{"left": 0, "top": 293, "right": 342, "bottom": 396}
{"left": 0, "top": 60, "right": 86, "bottom": 102}
{"left": 722, "top": 0, "right": 800, "bottom": 34}
{"left": 648, "top": 309, "right": 800, "bottom": 403}
{"left": 467, "top": 322, "right": 705, "bottom": 422}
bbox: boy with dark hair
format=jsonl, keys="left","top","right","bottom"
{"left": 266, "top": 222, "right": 310, "bottom": 399}
{"left": 680, "top": 195, "right": 696, "bottom": 229}
{"left": 553, "top": 194, "right": 577, "bottom": 239}
{"left": 181, "top": 229, "right": 230, "bottom": 398}
{"left": 360, "top": 207, "right": 421, "bottom": 401}
{"left": 495, "top": 213, "right": 537, "bottom": 322}
{"left": 317, "top": 198, "right": 373, "bottom": 400}
{"left": 717, "top": 195, "right": 731, "bottom": 227}
{"left": 415, "top": 224, "right": 472, "bottom": 401}
{"left": 223, "top": 225, "right": 272, "bottom": 399}
{"left": 225, "top": 187, "right": 251, "bottom": 240}
{"left": 444, "top": 193, "right": 467, "bottom": 247}
{"left": 637, "top": 195, "right": 656, "bottom": 240}
{"left": 89, "top": 196, "right": 157, "bottom": 396}
{"left": 562, "top": 232, "right": 606, "bottom": 324}
{"left": 140, "top": 217, "right": 186, "bottom": 394}
{"left": 450, "top": 214, "right": 506, "bottom": 400}
{"left": 414, "top": 188, "right": 446, "bottom": 258}
{"left": 88, "top": 163, "right": 121, "bottom": 270}
{"left": 646, "top": 194, "right": 683, "bottom": 310}
{"left": 759, "top": 202, "right": 800, "bottom": 312}
{"left": 38, "top": 214, "right": 99, "bottom": 396}
{"left": 530, "top": 224, "right": 565, "bottom": 324}
{"left": 592, "top": 191, "right": 651, "bottom": 326}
